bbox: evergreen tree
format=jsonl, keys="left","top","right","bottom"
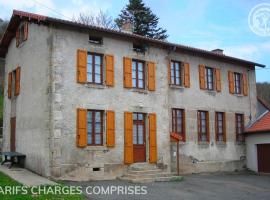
{"left": 115, "top": 0, "right": 168, "bottom": 40}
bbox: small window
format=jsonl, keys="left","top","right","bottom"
{"left": 215, "top": 112, "right": 226, "bottom": 142}
{"left": 170, "top": 61, "right": 182, "bottom": 86}
{"left": 198, "top": 111, "right": 209, "bottom": 142}
{"left": 133, "top": 43, "right": 146, "bottom": 53}
{"left": 132, "top": 59, "right": 145, "bottom": 89}
{"left": 89, "top": 35, "right": 103, "bottom": 45}
{"left": 172, "top": 109, "right": 185, "bottom": 140}
{"left": 16, "top": 23, "right": 27, "bottom": 47}
{"left": 205, "top": 67, "right": 214, "bottom": 90}
{"left": 87, "top": 110, "right": 104, "bottom": 145}
{"left": 236, "top": 114, "right": 244, "bottom": 142}
{"left": 234, "top": 72, "right": 242, "bottom": 94}
{"left": 87, "top": 53, "right": 103, "bottom": 84}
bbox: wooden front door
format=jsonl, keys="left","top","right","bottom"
{"left": 133, "top": 113, "right": 146, "bottom": 162}
{"left": 257, "top": 144, "right": 270, "bottom": 173}
{"left": 10, "top": 117, "right": 16, "bottom": 152}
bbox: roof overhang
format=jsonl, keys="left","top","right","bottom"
{"left": 0, "top": 10, "right": 266, "bottom": 68}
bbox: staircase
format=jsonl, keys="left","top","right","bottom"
{"left": 119, "top": 163, "right": 181, "bottom": 183}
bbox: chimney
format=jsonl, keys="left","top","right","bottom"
{"left": 121, "top": 20, "right": 133, "bottom": 33}
{"left": 211, "top": 49, "right": 224, "bottom": 55}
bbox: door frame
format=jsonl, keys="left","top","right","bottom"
{"left": 10, "top": 117, "right": 16, "bottom": 152}
{"left": 132, "top": 112, "right": 146, "bottom": 163}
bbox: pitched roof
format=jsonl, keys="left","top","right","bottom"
{"left": 245, "top": 111, "right": 270, "bottom": 134}
{"left": 0, "top": 10, "right": 266, "bottom": 68}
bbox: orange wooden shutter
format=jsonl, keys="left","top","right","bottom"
{"left": 124, "top": 112, "right": 133, "bottom": 164}
{"left": 183, "top": 62, "right": 190, "bottom": 88}
{"left": 8, "top": 72, "right": 12, "bottom": 99}
{"left": 149, "top": 113, "right": 157, "bottom": 163}
{"left": 228, "top": 71, "right": 234, "bottom": 94}
{"left": 123, "top": 57, "right": 132, "bottom": 88}
{"left": 168, "top": 60, "right": 171, "bottom": 84}
{"left": 77, "top": 108, "right": 87, "bottom": 148}
{"left": 16, "top": 29, "right": 19, "bottom": 47}
{"left": 242, "top": 73, "right": 248, "bottom": 96}
{"left": 77, "top": 49, "right": 87, "bottom": 83}
{"left": 23, "top": 22, "right": 28, "bottom": 41}
{"left": 106, "top": 110, "right": 115, "bottom": 147}
{"left": 147, "top": 61, "right": 156, "bottom": 91}
{"left": 15, "top": 67, "right": 21, "bottom": 96}
{"left": 215, "top": 68, "right": 221, "bottom": 92}
{"left": 105, "top": 55, "right": 114, "bottom": 86}
{"left": 199, "top": 65, "right": 205, "bottom": 89}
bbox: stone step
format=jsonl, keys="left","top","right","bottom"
{"left": 127, "top": 169, "right": 163, "bottom": 175}
{"left": 124, "top": 172, "right": 172, "bottom": 179}
{"left": 129, "top": 162, "right": 157, "bottom": 171}
{"left": 119, "top": 175, "right": 182, "bottom": 183}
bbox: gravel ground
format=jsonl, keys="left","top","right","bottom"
{"left": 66, "top": 171, "right": 270, "bottom": 200}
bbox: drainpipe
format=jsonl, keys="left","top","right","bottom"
{"left": 177, "top": 141, "right": 179, "bottom": 176}
{"left": 247, "top": 69, "right": 252, "bottom": 122}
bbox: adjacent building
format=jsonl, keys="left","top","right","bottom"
{"left": 0, "top": 10, "right": 265, "bottom": 180}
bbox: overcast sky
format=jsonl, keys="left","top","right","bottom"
{"left": 0, "top": 0, "right": 269, "bottom": 82}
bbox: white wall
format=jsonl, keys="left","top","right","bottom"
{"left": 246, "top": 133, "right": 270, "bottom": 172}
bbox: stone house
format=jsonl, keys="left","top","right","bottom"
{"left": 0, "top": 10, "right": 265, "bottom": 181}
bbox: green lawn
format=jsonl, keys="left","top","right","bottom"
{"left": 0, "top": 171, "right": 86, "bottom": 200}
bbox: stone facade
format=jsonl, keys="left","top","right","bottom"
{"left": 3, "top": 21, "right": 257, "bottom": 180}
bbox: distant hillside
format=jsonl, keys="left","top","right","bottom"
{"left": 257, "top": 82, "right": 270, "bottom": 106}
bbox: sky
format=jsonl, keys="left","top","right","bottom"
{"left": 0, "top": 0, "right": 269, "bottom": 82}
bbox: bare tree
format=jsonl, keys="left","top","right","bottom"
{"left": 73, "top": 10, "right": 117, "bottom": 29}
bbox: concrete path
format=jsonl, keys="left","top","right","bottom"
{"left": 0, "top": 165, "right": 57, "bottom": 186}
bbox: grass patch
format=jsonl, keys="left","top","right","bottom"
{"left": 170, "top": 176, "right": 184, "bottom": 182}
{"left": 0, "top": 171, "right": 86, "bottom": 200}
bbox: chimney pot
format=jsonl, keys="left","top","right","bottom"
{"left": 121, "top": 20, "right": 133, "bottom": 33}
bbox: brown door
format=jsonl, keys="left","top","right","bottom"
{"left": 257, "top": 144, "right": 270, "bottom": 173}
{"left": 10, "top": 117, "right": 16, "bottom": 152}
{"left": 133, "top": 113, "right": 146, "bottom": 162}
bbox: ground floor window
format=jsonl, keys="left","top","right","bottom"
{"left": 198, "top": 111, "right": 209, "bottom": 142}
{"left": 236, "top": 113, "right": 244, "bottom": 142}
{"left": 216, "top": 112, "right": 226, "bottom": 142}
{"left": 133, "top": 113, "right": 145, "bottom": 144}
{"left": 87, "top": 110, "right": 103, "bottom": 145}
{"left": 172, "top": 108, "right": 185, "bottom": 140}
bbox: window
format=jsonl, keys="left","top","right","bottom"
{"left": 198, "top": 111, "right": 209, "bottom": 142}
{"left": 87, "top": 110, "right": 103, "bottom": 145}
{"left": 170, "top": 61, "right": 182, "bottom": 86}
{"left": 133, "top": 43, "right": 146, "bottom": 53}
{"left": 89, "top": 35, "right": 103, "bottom": 45}
{"left": 87, "top": 53, "right": 103, "bottom": 84}
{"left": 16, "top": 22, "right": 28, "bottom": 47}
{"left": 132, "top": 59, "right": 145, "bottom": 89}
{"left": 236, "top": 114, "right": 244, "bottom": 142}
{"left": 234, "top": 72, "right": 241, "bottom": 94}
{"left": 172, "top": 109, "right": 185, "bottom": 140}
{"left": 133, "top": 113, "right": 145, "bottom": 145}
{"left": 216, "top": 112, "right": 226, "bottom": 142}
{"left": 205, "top": 67, "right": 214, "bottom": 90}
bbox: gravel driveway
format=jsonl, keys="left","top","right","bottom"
{"left": 66, "top": 171, "right": 270, "bottom": 200}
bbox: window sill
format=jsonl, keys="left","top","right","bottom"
{"left": 216, "top": 141, "right": 227, "bottom": 146}
{"left": 198, "top": 141, "right": 210, "bottom": 147}
{"left": 205, "top": 90, "right": 217, "bottom": 95}
{"left": 233, "top": 94, "right": 244, "bottom": 97}
{"left": 130, "top": 88, "right": 148, "bottom": 94}
{"left": 85, "top": 145, "right": 109, "bottom": 152}
{"left": 236, "top": 141, "right": 245, "bottom": 145}
{"left": 169, "top": 85, "right": 185, "bottom": 90}
{"left": 84, "top": 83, "right": 106, "bottom": 89}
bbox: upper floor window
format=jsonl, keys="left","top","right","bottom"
{"left": 198, "top": 111, "right": 209, "bottom": 142}
{"left": 216, "top": 112, "right": 226, "bottom": 142}
{"left": 236, "top": 113, "right": 244, "bottom": 142}
{"left": 87, "top": 110, "right": 103, "bottom": 145}
{"left": 87, "top": 53, "right": 103, "bottom": 84}
{"left": 132, "top": 59, "right": 145, "bottom": 89}
{"left": 205, "top": 67, "right": 214, "bottom": 90}
{"left": 133, "top": 43, "right": 146, "bottom": 53}
{"left": 89, "top": 35, "right": 103, "bottom": 45}
{"left": 16, "top": 22, "right": 28, "bottom": 47}
{"left": 172, "top": 108, "right": 185, "bottom": 141}
{"left": 234, "top": 72, "right": 242, "bottom": 94}
{"left": 170, "top": 61, "right": 182, "bottom": 86}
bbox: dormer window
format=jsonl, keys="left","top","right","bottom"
{"left": 89, "top": 35, "right": 103, "bottom": 45}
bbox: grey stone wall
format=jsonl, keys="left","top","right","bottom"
{"left": 3, "top": 22, "right": 52, "bottom": 176}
